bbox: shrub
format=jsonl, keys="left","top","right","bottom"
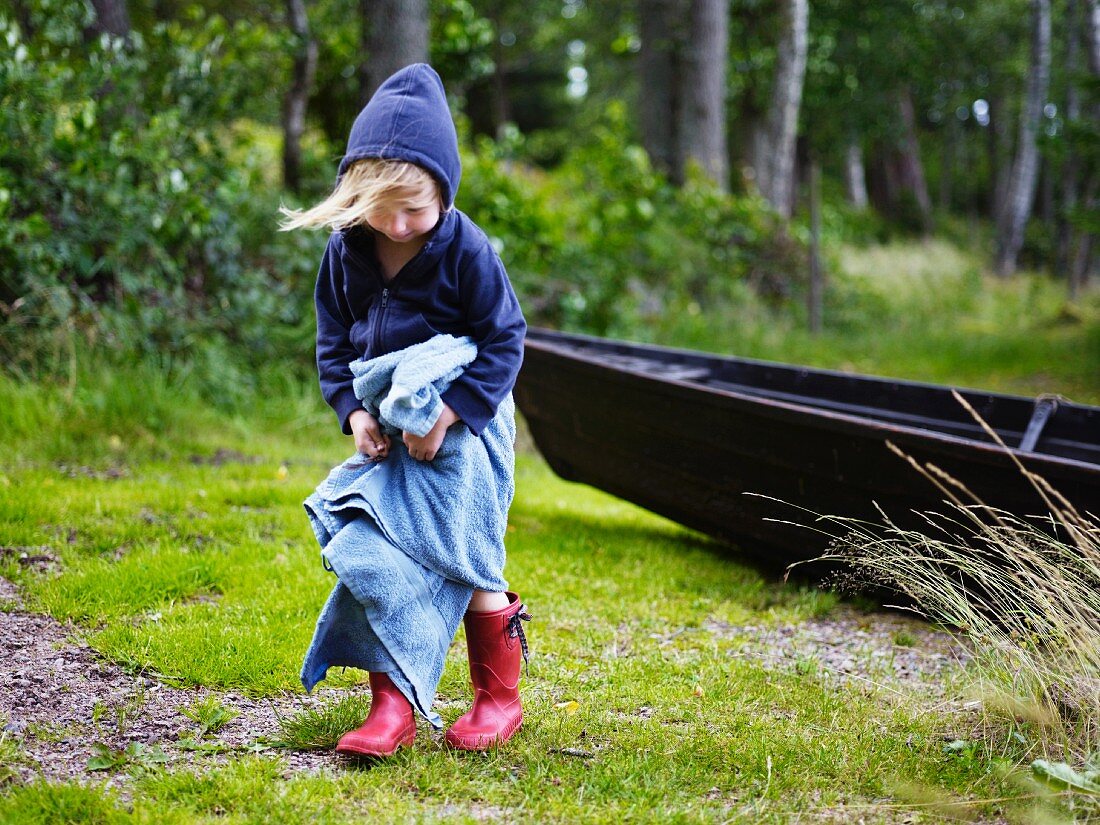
{"left": 460, "top": 101, "right": 807, "bottom": 335}
{"left": 0, "top": 2, "right": 314, "bottom": 377}
{"left": 2, "top": 11, "right": 806, "bottom": 387}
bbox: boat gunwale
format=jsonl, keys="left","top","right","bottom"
{"left": 526, "top": 327, "right": 1097, "bottom": 414}
{"left": 522, "top": 331, "right": 1100, "bottom": 476}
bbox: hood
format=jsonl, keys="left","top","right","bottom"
{"left": 337, "top": 63, "right": 461, "bottom": 208}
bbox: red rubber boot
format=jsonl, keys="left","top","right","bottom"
{"left": 445, "top": 592, "right": 531, "bottom": 751}
{"left": 335, "top": 672, "right": 416, "bottom": 757}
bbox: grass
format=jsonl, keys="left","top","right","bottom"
{"left": 632, "top": 238, "right": 1100, "bottom": 404}
{"left": 0, "top": 730, "right": 26, "bottom": 789}
{"left": 180, "top": 697, "right": 239, "bottom": 740}
{"left": 803, "top": 396, "right": 1100, "bottom": 815}
{"left": 0, "top": 397, "right": 1026, "bottom": 823}
{"left": 0, "top": 238, "right": 1096, "bottom": 822}
{"left": 275, "top": 694, "right": 374, "bottom": 751}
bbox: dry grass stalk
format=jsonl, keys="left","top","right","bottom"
{"left": 798, "top": 392, "right": 1100, "bottom": 765}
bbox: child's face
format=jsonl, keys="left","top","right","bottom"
{"left": 366, "top": 188, "right": 441, "bottom": 245}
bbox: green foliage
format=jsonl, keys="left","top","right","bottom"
{"left": 0, "top": 729, "right": 24, "bottom": 788}
{"left": 461, "top": 102, "right": 806, "bottom": 334}
{"left": 0, "top": 781, "right": 137, "bottom": 825}
{"left": 1032, "top": 757, "right": 1100, "bottom": 796}
{"left": 0, "top": 2, "right": 317, "bottom": 377}
{"left": 1, "top": 4, "right": 805, "bottom": 393}
{"left": 86, "top": 741, "right": 171, "bottom": 773}
{"left": 180, "top": 696, "right": 239, "bottom": 740}
{"left": 7, "top": 0, "right": 1089, "bottom": 402}
{"left": 430, "top": 0, "right": 495, "bottom": 90}
{"left": 274, "top": 695, "right": 372, "bottom": 751}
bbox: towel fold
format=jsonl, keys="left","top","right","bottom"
{"left": 301, "top": 335, "right": 515, "bottom": 727}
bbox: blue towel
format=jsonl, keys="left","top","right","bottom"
{"left": 301, "top": 335, "right": 515, "bottom": 728}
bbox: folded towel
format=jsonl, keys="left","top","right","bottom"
{"left": 301, "top": 335, "right": 515, "bottom": 727}
{"left": 352, "top": 333, "right": 478, "bottom": 438}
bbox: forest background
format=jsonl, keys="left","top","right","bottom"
{"left": 2, "top": 2, "right": 1100, "bottom": 820}
{"left": 3, "top": 0, "right": 1098, "bottom": 403}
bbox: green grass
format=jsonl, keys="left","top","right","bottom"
{"left": 0, "top": 730, "right": 27, "bottom": 789}
{"left": 0, "top": 412, "right": 1023, "bottom": 822}
{"left": 633, "top": 239, "right": 1100, "bottom": 404}
{"left": 275, "top": 694, "right": 373, "bottom": 750}
{"left": 1, "top": 238, "right": 1094, "bottom": 822}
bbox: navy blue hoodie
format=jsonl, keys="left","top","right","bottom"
{"left": 314, "top": 64, "right": 526, "bottom": 437}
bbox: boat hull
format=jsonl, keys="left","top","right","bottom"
{"left": 514, "top": 330, "right": 1099, "bottom": 568}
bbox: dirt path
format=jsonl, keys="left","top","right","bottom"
{"left": 1, "top": 577, "right": 970, "bottom": 789}
{"left": 0, "top": 578, "right": 338, "bottom": 786}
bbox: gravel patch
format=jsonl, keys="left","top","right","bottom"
{"left": 0, "top": 578, "right": 345, "bottom": 787}
{"left": 706, "top": 606, "right": 971, "bottom": 697}
{"left": 0, "top": 577, "right": 971, "bottom": 793}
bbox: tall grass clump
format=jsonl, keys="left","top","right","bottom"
{"left": 804, "top": 392, "right": 1100, "bottom": 797}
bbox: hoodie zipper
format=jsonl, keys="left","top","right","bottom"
{"left": 374, "top": 287, "right": 390, "bottom": 354}
{"left": 342, "top": 211, "right": 451, "bottom": 353}
{"left": 371, "top": 237, "right": 433, "bottom": 353}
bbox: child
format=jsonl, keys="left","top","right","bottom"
{"left": 280, "top": 63, "right": 529, "bottom": 756}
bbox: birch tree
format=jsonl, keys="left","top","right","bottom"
{"left": 994, "top": 0, "right": 1051, "bottom": 276}
{"left": 753, "top": 0, "right": 808, "bottom": 218}
{"left": 844, "top": 138, "right": 869, "bottom": 210}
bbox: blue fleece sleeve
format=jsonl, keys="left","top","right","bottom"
{"left": 441, "top": 243, "right": 526, "bottom": 436}
{"left": 315, "top": 235, "right": 363, "bottom": 434}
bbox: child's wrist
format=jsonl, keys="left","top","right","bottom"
{"left": 439, "top": 404, "right": 461, "bottom": 427}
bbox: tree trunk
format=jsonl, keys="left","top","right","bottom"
{"left": 755, "top": 0, "right": 808, "bottom": 218}
{"left": 988, "top": 92, "right": 1013, "bottom": 220}
{"left": 1072, "top": 0, "right": 1100, "bottom": 293}
{"left": 747, "top": 118, "right": 768, "bottom": 194}
{"left": 12, "top": 1, "right": 34, "bottom": 39}
{"left": 995, "top": 0, "right": 1051, "bottom": 276}
{"left": 490, "top": 38, "right": 513, "bottom": 139}
{"left": 1058, "top": 0, "right": 1082, "bottom": 283}
{"left": 939, "top": 113, "right": 958, "bottom": 212}
{"left": 808, "top": 159, "right": 824, "bottom": 334}
{"left": 676, "top": 0, "right": 728, "bottom": 190}
{"left": 1041, "top": 157, "right": 1056, "bottom": 238}
{"left": 1086, "top": 0, "right": 1100, "bottom": 74}
{"left": 844, "top": 138, "right": 869, "bottom": 209}
{"left": 283, "top": 0, "right": 317, "bottom": 193}
{"left": 359, "top": 0, "right": 429, "bottom": 104}
{"left": 895, "top": 86, "right": 933, "bottom": 232}
{"left": 638, "top": 0, "right": 688, "bottom": 181}
{"left": 89, "top": 0, "right": 131, "bottom": 39}
{"left": 1070, "top": 176, "right": 1097, "bottom": 294}
{"left": 358, "top": 0, "right": 371, "bottom": 109}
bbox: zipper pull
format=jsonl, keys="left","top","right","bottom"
{"left": 381, "top": 288, "right": 389, "bottom": 308}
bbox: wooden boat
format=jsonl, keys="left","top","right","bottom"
{"left": 513, "top": 328, "right": 1100, "bottom": 570}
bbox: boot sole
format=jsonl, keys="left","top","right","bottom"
{"left": 335, "top": 729, "right": 416, "bottom": 758}
{"left": 444, "top": 716, "right": 522, "bottom": 751}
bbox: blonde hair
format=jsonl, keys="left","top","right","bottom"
{"left": 278, "top": 158, "right": 444, "bottom": 232}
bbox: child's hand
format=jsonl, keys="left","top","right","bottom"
{"left": 404, "top": 404, "right": 460, "bottom": 461}
{"left": 349, "top": 409, "right": 391, "bottom": 460}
